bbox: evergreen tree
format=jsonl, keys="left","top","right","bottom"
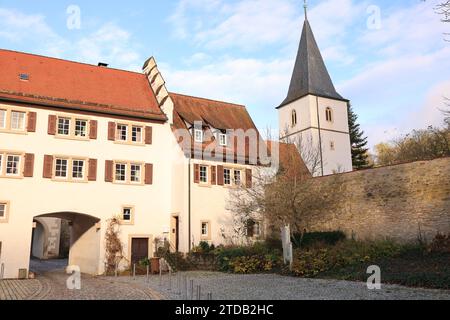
{"left": 348, "top": 103, "right": 370, "bottom": 169}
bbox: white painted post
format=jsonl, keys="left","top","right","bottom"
{"left": 133, "top": 263, "right": 136, "bottom": 280}
{"left": 189, "top": 280, "right": 194, "bottom": 300}
{"left": 0, "top": 263, "right": 4, "bottom": 280}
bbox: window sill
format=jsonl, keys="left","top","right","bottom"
{"left": 51, "top": 178, "right": 89, "bottom": 184}
{"left": 55, "top": 135, "right": 90, "bottom": 142}
{"left": 113, "top": 140, "right": 146, "bottom": 147}
{"left": 0, "top": 129, "right": 28, "bottom": 135}
{"left": 0, "top": 175, "right": 24, "bottom": 180}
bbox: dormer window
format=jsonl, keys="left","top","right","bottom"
{"left": 19, "top": 73, "right": 30, "bottom": 81}
{"left": 326, "top": 107, "right": 333, "bottom": 122}
{"left": 219, "top": 133, "right": 227, "bottom": 146}
{"left": 291, "top": 109, "right": 297, "bottom": 127}
{"left": 194, "top": 129, "right": 203, "bottom": 143}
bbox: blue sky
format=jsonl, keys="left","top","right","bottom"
{"left": 0, "top": 0, "right": 449, "bottom": 149}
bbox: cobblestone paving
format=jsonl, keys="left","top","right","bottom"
{"left": 118, "top": 271, "right": 450, "bottom": 301}
{"left": 0, "top": 259, "right": 159, "bottom": 300}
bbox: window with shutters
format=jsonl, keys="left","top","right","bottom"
{"left": 0, "top": 107, "right": 30, "bottom": 133}
{"left": 234, "top": 170, "right": 242, "bottom": 186}
{"left": 74, "top": 119, "right": 88, "bottom": 137}
{"left": 199, "top": 166, "right": 208, "bottom": 184}
{"left": 0, "top": 201, "right": 10, "bottom": 223}
{"left": 223, "top": 168, "right": 231, "bottom": 186}
{"left": 54, "top": 114, "right": 91, "bottom": 140}
{"left": 0, "top": 151, "right": 24, "bottom": 178}
{"left": 131, "top": 126, "right": 142, "bottom": 143}
{"left": 112, "top": 122, "right": 147, "bottom": 145}
{"left": 0, "top": 109, "right": 6, "bottom": 129}
{"left": 115, "top": 163, "right": 127, "bottom": 182}
{"left": 246, "top": 219, "right": 262, "bottom": 239}
{"left": 112, "top": 161, "right": 147, "bottom": 185}
{"left": 130, "top": 164, "right": 142, "bottom": 183}
{"left": 52, "top": 156, "right": 88, "bottom": 182}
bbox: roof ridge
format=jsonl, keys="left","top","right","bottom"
{"left": 0, "top": 48, "right": 145, "bottom": 77}
{"left": 170, "top": 92, "right": 246, "bottom": 108}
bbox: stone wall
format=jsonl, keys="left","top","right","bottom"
{"left": 303, "top": 158, "right": 450, "bottom": 243}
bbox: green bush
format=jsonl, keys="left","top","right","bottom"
{"left": 229, "top": 254, "right": 282, "bottom": 274}
{"left": 214, "top": 242, "right": 281, "bottom": 272}
{"left": 292, "top": 240, "right": 401, "bottom": 277}
{"left": 292, "top": 231, "right": 346, "bottom": 248}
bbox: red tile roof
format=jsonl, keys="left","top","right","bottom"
{"left": 0, "top": 49, "right": 166, "bottom": 121}
{"left": 170, "top": 92, "right": 268, "bottom": 164}
{"left": 266, "top": 141, "right": 312, "bottom": 180}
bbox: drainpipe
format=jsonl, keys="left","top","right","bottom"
{"left": 316, "top": 96, "right": 324, "bottom": 176}
{"left": 188, "top": 157, "right": 192, "bottom": 252}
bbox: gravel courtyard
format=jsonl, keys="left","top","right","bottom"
{"left": 110, "top": 271, "right": 450, "bottom": 301}
{"left": 2, "top": 261, "right": 449, "bottom": 300}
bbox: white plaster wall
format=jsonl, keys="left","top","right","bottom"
{"left": 279, "top": 94, "right": 352, "bottom": 176}
{"left": 0, "top": 102, "right": 174, "bottom": 278}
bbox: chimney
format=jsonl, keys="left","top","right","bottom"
{"left": 98, "top": 62, "right": 108, "bottom": 67}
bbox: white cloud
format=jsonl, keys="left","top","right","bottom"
{"left": 0, "top": 8, "right": 142, "bottom": 71}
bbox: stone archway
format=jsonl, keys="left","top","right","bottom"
{"left": 30, "top": 212, "right": 101, "bottom": 275}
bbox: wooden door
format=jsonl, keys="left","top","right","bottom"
{"left": 131, "top": 238, "right": 149, "bottom": 264}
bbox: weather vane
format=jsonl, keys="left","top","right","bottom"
{"left": 304, "top": 0, "right": 308, "bottom": 20}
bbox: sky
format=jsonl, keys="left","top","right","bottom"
{"left": 0, "top": 0, "right": 449, "bottom": 149}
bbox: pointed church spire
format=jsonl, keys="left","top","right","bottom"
{"left": 278, "top": 11, "right": 346, "bottom": 109}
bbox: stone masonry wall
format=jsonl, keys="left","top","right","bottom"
{"left": 303, "top": 158, "right": 450, "bottom": 243}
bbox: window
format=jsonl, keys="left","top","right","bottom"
{"left": 72, "top": 160, "right": 85, "bottom": 179}
{"left": 201, "top": 222, "right": 210, "bottom": 237}
{"left": 122, "top": 207, "right": 132, "bottom": 221}
{"left": 74, "top": 119, "right": 88, "bottom": 137}
{"left": 58, "top": 117, "right": 71, "bottom": 136}
{"left": 246, "top": 220, "right": 262, "bottom": 238}
{"left": 199, "top": 166, "right": 208, "bottom": 184}
{"left": 223, "top": 169, "right": 231, "bottom": 185}
{"left": 55, "top": 159, "right": 68, "bottom": 178}
{"left": 326, "top": 107, "right": 333, "bottom": 122}
{"left": 131, "top": 126, "right": 142, "bottom": 143}
{"left": 6, "top": 155, "right": 20, "bottom": 176}
{"left": 330, "top": 141, "right": 335, "bottom": 151}
{"left": 19, "top": 73, "right": 30, "bottom": 81}
{"left": 219, "top": 133, "right": 227, "bottom": 146}
{"left": 234, "top": 170, "right": 242, "bottom": 186}
{"left": 194, "top": 129, "right": 203, "bottom": 143}
{"left": 11, "top": 111, "right": 25, "bottom": 131}
{"left": 130, "top": 164, "right": 142, "bottom": 183}
{"left": 0, "top": 109, "right": 6, "bottom": 129}
{"left": 291, "top": 109, "right": 297, "bottom": 127}
{"left": 115, "top": 163, "right": 127, "bottom": 182}
{"left": 0, "top": 153, "right": 23, "bottom": 178}
{"left": 117, "top": 124, "right": 128, "bottom": 141}
{"left": 0, "top": 203, "right": 6, "bottom": 218}
{"left": 0, "top": 202, "right": 8, "bottom": 222}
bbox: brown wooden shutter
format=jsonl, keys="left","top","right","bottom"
{"left": 211, "top": 166, "right": 217, "bottom": 185}
{"left": 145, "top": 126, "right": 153, "bottom": 145}
{"left": 145, "top": 163, "right": 153, "bottom": 185}
{"left": 27, "top": 112, "right": 37, "bottom": 132}
{"left": 43, "top": 155, "right": 53, "bottom": 178}
{"left": 23, "top": 153, "right": 35, "bottom": 177}
{"left": 217, "top": 165, "right": 224, "bottom": 186}
{"left": 48, "top": 115, "right": 57, "bottom": 135}
{"left": 89, "top": 120, "right": 98, "bottom": 139}
{"left": 194, "top": 164, "right": 200, "bottom": 184}
{"left": 246, "top": 169, "right": 253, "bottom": 188}
{"left": 108, "top": 122, "right": 116, "bottom": 141}
{"left": 88, "top": 159, "right": 97, "bottom": 181}
{"left": 105, "top": 160, "right": 113, "bottom": 182}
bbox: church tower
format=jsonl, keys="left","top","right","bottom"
{"left": 278, "top": 4, "right": 352, "bottom": 176}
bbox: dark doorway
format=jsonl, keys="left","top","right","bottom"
{"left": 171, "top": 216, "right": 180, "bottom": 252}
{"left": 131, "top": 238, "right": 149, "bottom": 264}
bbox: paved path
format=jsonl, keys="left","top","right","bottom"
{"left": 120, "top": 271, "right": 450, "bottom": 301}
{"left": 0, "top": 259, "right": 159, "bottom": 300}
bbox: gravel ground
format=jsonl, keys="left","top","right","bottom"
{"left": 109, "top": 271, "right": 450, "bottom": 301}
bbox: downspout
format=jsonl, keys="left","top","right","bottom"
{"left": 316, "top": 96, "right": 324, "bottom": 176}
{"left": 188, "top": 157, "right": 192, "bottom": 252}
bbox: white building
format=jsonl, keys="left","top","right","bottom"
{"left": 278, "top": 17, "right": 353, "bottom": 176}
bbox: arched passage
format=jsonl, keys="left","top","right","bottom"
{"left": 30, "top": 212, "right": 101, "bottom": 275}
